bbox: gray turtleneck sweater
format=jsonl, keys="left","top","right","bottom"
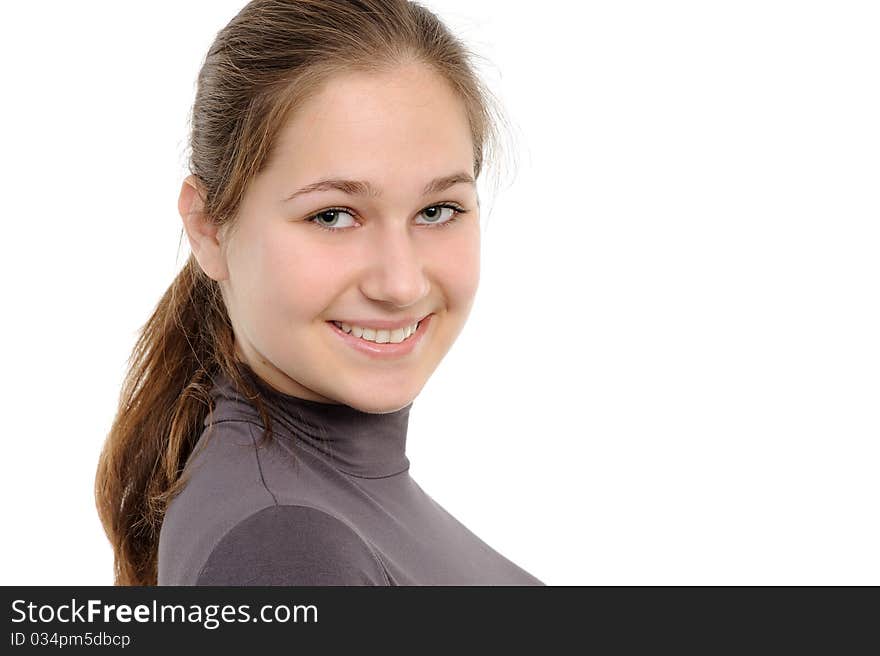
{"left": 157, "top": 363, "right": 543, "bottom": 586}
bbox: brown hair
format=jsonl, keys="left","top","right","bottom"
{"left": 94, "top": 0, "right": 510, "bottom": 586}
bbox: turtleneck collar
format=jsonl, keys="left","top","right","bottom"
{"left": 204, "top": 361, "right": 412, "bottom": 479}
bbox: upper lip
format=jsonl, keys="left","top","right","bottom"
{"left": 329, "top": 314, "right": 430, "bottom": 330}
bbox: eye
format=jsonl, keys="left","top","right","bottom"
{"left": 307, "top": 208, "right": 357, "bottom": 231}
{"left": 304, "top": 203, "right": 469, "bottom": 233}
{"left": 416, "top": 205, "right": 460, "bottom": 226}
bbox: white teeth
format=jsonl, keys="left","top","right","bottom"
{"left": 333, "top": 320, "right": 420, "bottom": 344}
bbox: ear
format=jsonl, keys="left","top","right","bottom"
{"left": 178, "top": 174, "right": 230, "bottom": 282}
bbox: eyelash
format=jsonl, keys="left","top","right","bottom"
{"left": 304, "top": 203, "right": 469, "bottom": 233}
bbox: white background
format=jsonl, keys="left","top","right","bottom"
{"left": 1, "top": 1, "right": 877, "bottom": 585}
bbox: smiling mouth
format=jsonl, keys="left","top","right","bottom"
{"left": 329, "top": 319, "right": 422, "bottom": 344}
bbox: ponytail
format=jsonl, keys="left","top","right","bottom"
{"left": 94, "top": 256, "right": 273, "bottom": 585}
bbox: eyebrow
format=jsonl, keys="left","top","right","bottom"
{"left": 282, "top": 172, "right": 475, "bottom": 203}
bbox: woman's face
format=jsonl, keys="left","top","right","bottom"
{"left": 183, "top": 63, "right": 481, "bottom": 413}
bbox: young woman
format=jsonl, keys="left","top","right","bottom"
{"left": 95, "top": 0, "right": 543, "bottom": 586}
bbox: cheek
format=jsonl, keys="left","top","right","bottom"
{"left": 436, "top": 230, "right": 481, "bottom": 303}
{"left": 250, "top": 236, "right": 339, "bottom": 321}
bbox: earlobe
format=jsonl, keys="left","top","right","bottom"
{"left": 178, "top": 174, "right": 229, "bottom": 282}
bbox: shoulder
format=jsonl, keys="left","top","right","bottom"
{"left": 195, "top": 504, "right": 391, "bottom": 586}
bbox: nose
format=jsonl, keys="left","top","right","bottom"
{"left": 359, "top": 222, "right": 430, "bottom": 309}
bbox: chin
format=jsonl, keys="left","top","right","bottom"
{"left": 340, "top": 387, "right": 418, "bottom": 414}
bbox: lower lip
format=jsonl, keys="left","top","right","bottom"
{"left": 326, "top": 315, "right": 433, "bottom": 360}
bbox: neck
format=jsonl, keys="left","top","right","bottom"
{"left": 206, "top": 362, "right": 413, "bottom": 479}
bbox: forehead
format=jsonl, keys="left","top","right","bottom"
{"left": 268, "top": 64, "right": 475, "bottom": 184}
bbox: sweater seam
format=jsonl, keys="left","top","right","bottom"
{"left": 194, "top": 503, "right": 392, "bottom": 586}
{"left": 198, "top": 418, "right": 392, "bottom": 585}
{"left": 246, "top": 421, "right": 279, "bottom": 507}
